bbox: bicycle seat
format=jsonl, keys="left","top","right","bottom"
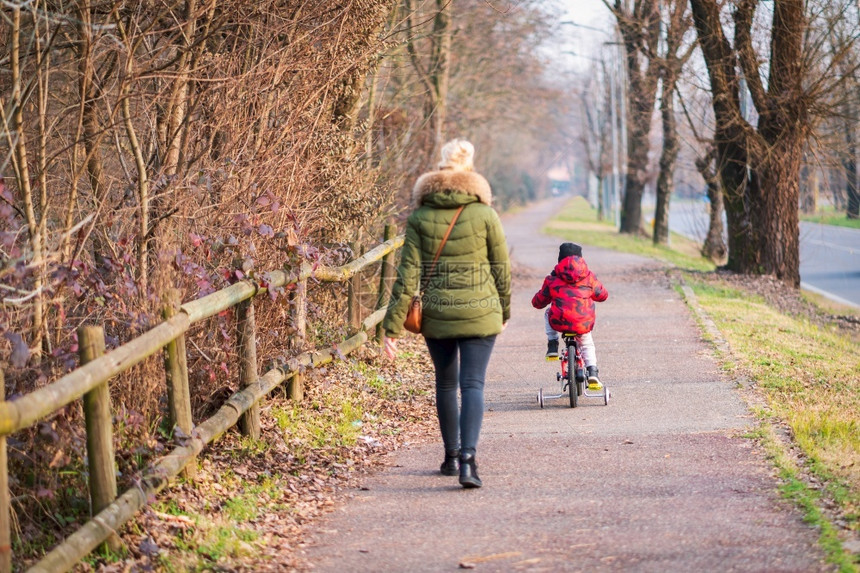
{"left": 560, "top": 332, "right": 579, "bottom": 339}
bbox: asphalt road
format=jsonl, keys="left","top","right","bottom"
{"left": 301, "top": 197, "right": 830, "bottom": 572}
{"left": 800, "top": 222, "right": 860, "bottom": 307}
{"left": 666, "top": 200, "right": 860, "bottom": 308}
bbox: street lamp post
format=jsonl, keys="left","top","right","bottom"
{"left": 608, "top": 54, "right": 620, "bottom": 229}
{"left": 605, "top": 39, "right": 626, "bottom": 230}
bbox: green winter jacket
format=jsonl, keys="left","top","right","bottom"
{"left": 382, "top": 169, "right": 511, "bottom": 339}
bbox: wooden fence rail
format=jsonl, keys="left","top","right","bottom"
{"left": 0, "top": 232, "right": 404, "bottom": 573}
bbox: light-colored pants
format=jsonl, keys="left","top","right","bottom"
{"left": 545, "top": 308, "right": 597, "bottom": 367}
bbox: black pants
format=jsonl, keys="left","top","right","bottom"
{"left": 424, "top": 335, "right": 497, "bottom": 456}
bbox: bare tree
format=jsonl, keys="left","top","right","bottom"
{"left": 674, "top": 80, "right": 727, "bottom": 262}
{"left": 652, "top": 0, "right": 696, "bottom": 246}
{"left": 2, "top": 3, "right": 48, "bottom": 360}
{"left": 689, "top": 0, "right": 810, "bottom": 286}
{"left": 404, "top": 0, "right": 453, "bottom": 164}
{"left": 846, "top": 103, "right": 859, "bottom": 219}
{"left": 822, "top": 1, "right": 860, "bottom": 219}
{"left": 579, "top": 64, "right": 613, "bottom": 220}
{"left": 375, "top": 1, "right": 568, "bottom": 207}
{"left": 604, "top": 0, "right": 662, "bottom": 235}
{"left": 1, "top": 0, "right": 398, "bottom": 381}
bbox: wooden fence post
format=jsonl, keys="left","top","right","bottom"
{"left": 0, "top": 371, "right": 11, "bottom": 573}
{"left": 162, "top": 289, "right": 196, "bottom": 479}
{"left": 376, "top": 223, "right": 396, "bottom": 342}
{"left": 348, "top": 241, "right": 362, "bottom": 333}
{"left": 289, "top": 274, "right": 307, "bottom": 402}
{"left": 78, "top": 325, "right": 120, "bottom": 552}
{"left": 236, "top": 299, "right": 260, "bottom": 439}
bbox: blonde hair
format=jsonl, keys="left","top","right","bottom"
{"left": 438, "top": 138, "right": 475, "bottom": 171}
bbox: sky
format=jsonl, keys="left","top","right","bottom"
{"left": 552, "top": 0, "right": 617, "bottom": 72}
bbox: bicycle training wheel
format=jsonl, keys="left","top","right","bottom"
{"left": 538, "top": 388, "right": 545, "bottom": 409}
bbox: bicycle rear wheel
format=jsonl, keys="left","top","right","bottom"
{"left": 567, "top": 343, "right": 577, "bottom": 408}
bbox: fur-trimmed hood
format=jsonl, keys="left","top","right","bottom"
{"left": 412, "top": 169, "right": 492, "bottom": 209}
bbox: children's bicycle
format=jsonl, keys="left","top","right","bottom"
{"left": 537, "top": 333, "right": 609, "bottom": 408}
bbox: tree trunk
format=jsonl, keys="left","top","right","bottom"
{"left": 405, "top": 0, "right": 452, "bottom": 165}
{"left": 652, "top": 0, "right": 693, "bottom": 246}
{"left": 696, "top": 152, "right": 727, "bottom": 262}
{"left": 9, "top": 5, "right": 44, "bottom": 362}
{"left": 614, "top": 0, "right": 661, "bottom": 235}
{"left": 752, "top": 139, "right": 802, "bottom": 285}
{"left": 721, "top": 139, "right": 760, "bottom": 274}
{"left": 751, "top": 0, "right": 805, "bottom": 287}
{"left": 846, "top": 109, "right": 859, "bottom": 219}
{"left": 163, "top": 0, "right": 197, "bottom": 178}
{"left": 653, "top": 81, "right": 679, "bottom": 246}
{"left": 76, "top": 1, "right": 110, "bottom": 271}
{"left": 690, "top": 0, "right": 806, "bottom": 287}
{"left": 430, "top": 0, "right": 452, "bottom": 155}
{"left": 827, "top": 164, "right": 845, "bottom": 210}
{"left": 799, "top": 160, "right": 811, "bottom": 214}
{"left": 807, "top": 166, "right": 819, "bottom": 215}
{"left": 620, "top": 126, "right": 649, "bottom": 234}
{"left": 596, "top": 175, "right": 605, "bottom": 221}
{"left": 34, "top": 7, "right": 52, "bottom": 357}
{"left": 619, "top": 81, "right": 657, "bottom": 235}
{"left": 116, "top": 15, "right": 150, "bottom": 295}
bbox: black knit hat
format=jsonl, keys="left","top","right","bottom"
{"left": 558, "top": 242, "right": 583, "bottom": 262}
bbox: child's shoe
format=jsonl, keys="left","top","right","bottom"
{"left": 587, "top": 366, "right": 603, "bottom": 390}
{"left": 545, "top": 339, "right": 559, "bottom": 359}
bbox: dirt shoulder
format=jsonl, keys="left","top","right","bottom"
{"left": 690, "top": 268, "right": 860, "bottom": 341}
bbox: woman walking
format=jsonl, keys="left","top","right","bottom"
{"left": 382, "top": 139, "right": 511, "bottom": 489}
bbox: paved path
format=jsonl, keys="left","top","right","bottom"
{"left": 302, "top": 198, "right": 830, "bottom": 572}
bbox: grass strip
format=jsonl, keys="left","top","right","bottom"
{"left": 543, "top": 196, "right": 716, "bottom": 272}
{"left": 690, "top": 282, "right": 859, "bottom": 531}
{"left": 800, "top": 206, "right": 860, "bottom": 230}
{"left": 754, "top": 420, "right": 857, "bottom": 572}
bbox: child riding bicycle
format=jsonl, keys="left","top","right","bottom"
{"left": 531, "top": 242, "right": 609, "bottom": 390}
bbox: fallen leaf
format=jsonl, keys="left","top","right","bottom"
{"left": 152, "top": 510, "right": 195, "bottom": 528}
{"left": 48, "top": 449, "right": 70, "bottom": 468}
{"left": 139, "top": 537, "right": 160, "bottom": 557}
{"left": 4, "top": 331, "right": 29, "bottom": 368}
{"left": 461, "top": 551, "right": 523, "bottom": 563}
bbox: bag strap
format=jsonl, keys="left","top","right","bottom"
{"left": 421, "top": 205, "right": 465, "bottom": 291}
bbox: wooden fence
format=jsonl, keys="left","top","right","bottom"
{"left": 0, "top": 227, "right": 403, "bottom": 573}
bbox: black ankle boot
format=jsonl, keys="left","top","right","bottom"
{"left": 459, "top": 452, "right": 482, "bottom": 488}
{"left": 440, "top": 449, "right": 460, "bottom": 476}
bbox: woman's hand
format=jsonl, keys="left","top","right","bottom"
{"left": 501, "top": 322, "right": 509, "bottom": 332}
{"left": 383, "top": 336, "right": 397, "bottom": 360}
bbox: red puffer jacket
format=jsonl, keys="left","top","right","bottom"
{"left": 531, "top": 256, "right": 609, "bottom": 335}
